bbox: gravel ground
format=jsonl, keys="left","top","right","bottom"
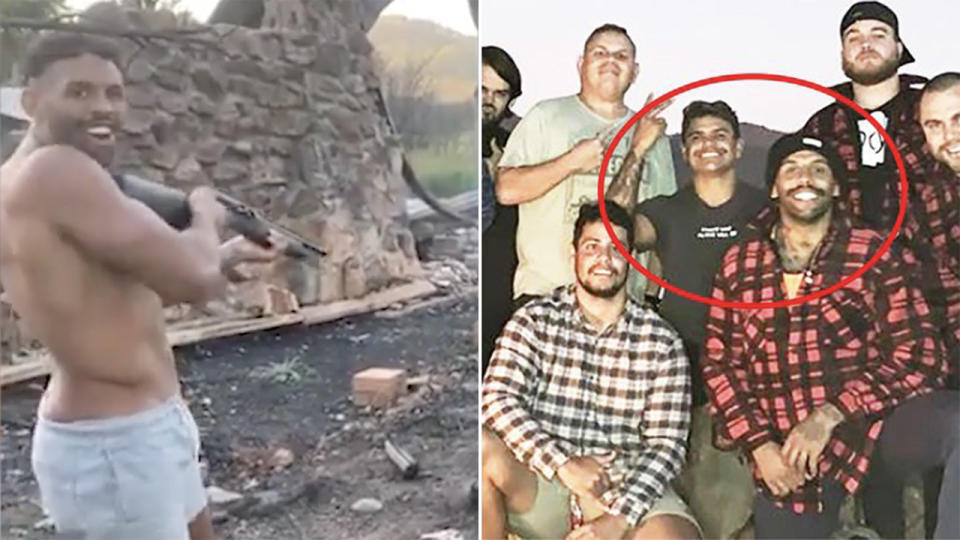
{"left": 1, "top": 294, "right": 478, "bottom": 540}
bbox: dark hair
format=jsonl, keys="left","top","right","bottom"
{"left": 924, "top": 72, "right": 960, "bottom": 96}
{"left": 573, "top": 201, "right": 634, "bottom": 250}
{"left": 681, "top": 100, "right": 740, "bottom": 142}
{"left": 23, "top": 32, "right": 122, "bottom": 82}
{"left": 482, "top": 45, "right": 522, "bottom": 101}
{"left": 584, "top": 23, "right": 636, "bottom": 57}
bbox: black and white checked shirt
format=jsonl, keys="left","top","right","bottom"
{"left": 481, "top": 285, "right": 691, "bottom": 526}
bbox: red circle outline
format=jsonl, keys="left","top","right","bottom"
{"left": 596, "top": 72, "right": 907, "bottom": 309}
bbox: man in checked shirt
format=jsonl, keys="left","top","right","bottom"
{"left": 481, "top": 202, "right": 701, "bottom": 540}
{"left": 703, "top": 133, "right": 958, "bottom": 539}
{"left": 802, "top": 4, "right": 960, "bottom": 535}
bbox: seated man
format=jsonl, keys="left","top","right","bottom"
{"left": 608, "top": 99, "right": 767, "bottom": 539}
{"left": 481, "top": 201, "right": 701, "bottom": 540}
{"left": 703, "top": 133, "right": 956, "bottom": 539}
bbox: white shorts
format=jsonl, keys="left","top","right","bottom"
{"left": 31, "top": 397, "right": 207, "bottom": 540}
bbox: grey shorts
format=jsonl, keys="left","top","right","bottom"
{"left": 31, "top": 397, "right": 207, "bottom": 540}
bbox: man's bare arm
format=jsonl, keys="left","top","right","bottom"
{"left": 496, "top": 137, "right": 603, "bottom": 205}
{"left": 633, "top": 213, "right": 657, "bottom": 251}
{"left": 15, "top": 145, "right": 226, "bottom": 304}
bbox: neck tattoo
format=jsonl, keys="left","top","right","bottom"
{"left": 775, "top": 225, "right": 817, "bottom": 273}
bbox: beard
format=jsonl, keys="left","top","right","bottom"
{"left": 576, "top": 271, "right": 627, "bottom": 299}
{"left": 482, "top": 104, "right": 500, "bottom": 126}
{"left": 781, "top": 188, "right": 834, "bottom": 224}
{"left": 842, "top": 52, "right": 899, "bottom": 86}
{"left": 43, "top": 114, "right": 116, "bottom": 166}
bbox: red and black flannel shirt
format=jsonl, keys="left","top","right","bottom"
{"left": 901, "top": 162, "right": 960, "bottom": 357}
{"left": 802, "top": 74, "right": 929, "bottom": 223}
{"left": 702, "top": 207, "right": 947, "bottom": 514}
{"left": 803, "top": 73, "right": 959, "bottom": 367}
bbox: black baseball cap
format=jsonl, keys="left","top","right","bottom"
{"left": 766, "top": 134, "right": 846, "bottom": 189}
{"left": 840, "top": 1, "right": 915, "bottom": 66}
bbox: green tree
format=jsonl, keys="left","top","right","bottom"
{"left": 0, "top": 0, "right": 68, "bottom": 83}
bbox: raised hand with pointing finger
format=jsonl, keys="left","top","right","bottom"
{"left": 630, "top": 92, "right": 673, "bottom": 159}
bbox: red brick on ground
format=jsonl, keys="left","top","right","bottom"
{"left": 352, "top": 367, "right": 407, "bottom": 408}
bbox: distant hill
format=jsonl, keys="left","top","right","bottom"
{"left": 368, "top": 15, "right": 476, "bottom": 103}
{"left": 668, "top": 122, "right": 785, "bottom": 190}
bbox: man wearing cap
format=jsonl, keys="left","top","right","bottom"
{"left": 803, "top": 1, "right": 925, "bottom": 231}
{"left": 481, "top": 45, "right": 523, "bottom": 373}
{"left": 803, "top": 4, "right": 960, "bottom": 535}
{"left": 703, "top": 133, "right": 958, "bottom": 538}
{"left": 607, "top": 99, "right": 765, "bottom": 539}
{"left": 495, "top": 23, "right": 676, "bottom": 307}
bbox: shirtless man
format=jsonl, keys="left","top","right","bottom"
{"left": 0, "top": 33, "right": 285, "bottom": 539}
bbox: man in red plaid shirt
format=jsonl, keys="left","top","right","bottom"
{"left": 918, "top": 72, "right": 960, "bottom": 354}
{"left": 482, "top": 202, "right": 701, "bottom": 540}
{"left": 801, "top": 3, "right": 959, "bottom": 370}
{"left": 801, "top": 5, "right": 960, "bottom": 535}
{"left": 703, "top": 133, "right": 958, "bottom": 538}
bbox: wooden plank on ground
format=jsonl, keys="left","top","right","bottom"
{"left": 300, "top": 280, "right": 437, "bottom": 326}
{"left": 1, "top": 353, "right": 52, "bottom": 386}
{"left": 168, "top": 312, "right": 304, "bottom": 346}
{"left": 1, "top": 280, "right": 439, "bottom": 387}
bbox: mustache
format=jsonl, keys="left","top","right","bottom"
{"left": 937, "top": 140, "right": 960, "bottom": 152}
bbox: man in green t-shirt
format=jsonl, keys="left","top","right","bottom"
{"left": 495, "top": 23, "right": 676, "bottom": 305}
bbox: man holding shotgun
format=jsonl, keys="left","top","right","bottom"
{"left": 0, "top": 32, "right": 292, "bottom": 539}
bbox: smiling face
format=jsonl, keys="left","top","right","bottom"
{"left": 771, "top": 150, "right": 840, "bottom": 223}
{"left": 682, "top": 115, "right": 743, "bottom": 176}
{"left": 578, "top": 31, "right": 637, "bottom": 100}
{"left": 920, "top": 84, "right": 960, "bottom": 175}
{"left": 22, "top": 53, "right": 126, "bottom": 166}
{"left": 573, "top": 220, "right": 630, "bottom": 299}
{"left": 841, "top": 19, "right": 902, "bottom": 85}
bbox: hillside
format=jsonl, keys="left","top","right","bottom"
{"left": 368, "top": 15, "right": 476, "bottom": 103}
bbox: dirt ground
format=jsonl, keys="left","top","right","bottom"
{"left": 1, "top": 294, "right": 478, "bottom": 540}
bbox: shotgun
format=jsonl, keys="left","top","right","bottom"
{"left": 112, "top": 173, "right": 326, "bottom": 260}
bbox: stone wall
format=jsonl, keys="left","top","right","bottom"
{"left": 85, "top": 1, "right": 422, "bottom": 306}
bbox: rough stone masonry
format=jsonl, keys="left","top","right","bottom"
{"left": 82, "top": 0, "right": 424, "bottom": 307}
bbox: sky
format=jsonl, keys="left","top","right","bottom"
{"left": 63, "top": 0, "right": 476, "bottom": 36}
{"left": 481, "top": 0, "right": 957, "bottom": 133}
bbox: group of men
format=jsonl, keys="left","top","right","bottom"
{"left": 481, "top": 1, "right": 959, "bottom": 539}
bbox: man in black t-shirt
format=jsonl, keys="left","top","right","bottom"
{"left": 607, "top": 99, "right": 765, "bottom": 539}
{"left": 635, "top": 101, "right": 766, "bottom": 406}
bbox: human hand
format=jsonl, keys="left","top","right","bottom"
{"left": 219, "top": 231, "right": 288, "bottom": 281}
{"left": 629, "top": 92, "right": 672, "bottom": 158}
{"left": 752, "top": 441, "right": 805, "bottom": 496}
{"left": 187, "top": 187, "right": 227, "bottom": 230}
{"left": 782, "top": 404, "right": 843, "bottom": 478}
{"left": 557, "top": 453, "right": 617, "bottom": 500}
{"left": 565, "top": 512, "right": 629, "bottom": 540}
{"left": 567, "top": 137, "right": 605, "bottom": 174}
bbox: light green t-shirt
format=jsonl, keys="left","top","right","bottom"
{"left": 498, "top": 94, "right": 677, "bottom": 300}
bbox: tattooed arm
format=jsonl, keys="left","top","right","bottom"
{"left": 607, "top": 94, "right": 671, "bottom": 251}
